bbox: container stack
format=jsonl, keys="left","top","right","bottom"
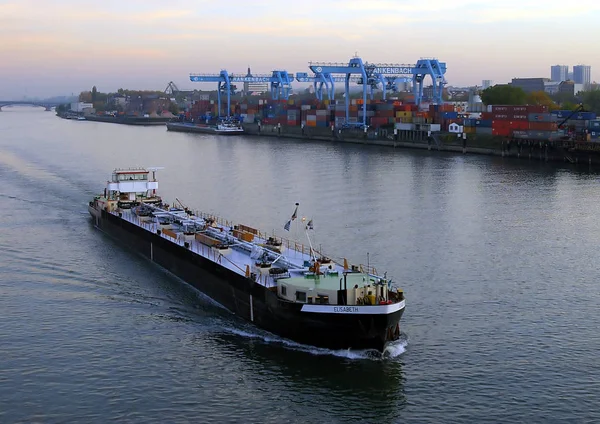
{"left": 489, "top": 105, "right": 559, "bottom": 139}
{"left": 428, "top": 104, "right": 458, "bottom": 130}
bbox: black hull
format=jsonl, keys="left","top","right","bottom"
{"left": 166, "top": 122, "right": 244, "bottom": 135}
{"left": 90, "top": 208, "right": 403, "bottom": 351}
{"left": 84, "top": 115, "right": 170, "bottom": 126}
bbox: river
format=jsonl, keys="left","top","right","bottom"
{"left": 1, "top": 106, "right": 599, "bottom": 423}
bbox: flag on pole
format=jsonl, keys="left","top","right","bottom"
{"left": 291, "top": 203, "right": 299, "bottom": 221}
{"left": 284, "top": 220, "right": 291, "bottom": 232}
{"left": 306, "top": 219, "right": 313, "bottom": 230}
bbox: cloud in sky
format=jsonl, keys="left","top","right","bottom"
{"left": 0, "top": 0, "right": 598, "bottom": 98}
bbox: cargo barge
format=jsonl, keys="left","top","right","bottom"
{"left": 88, "top": 167, "right": 405, "bottom": 352}
{"left": 166, "top": 119, "right": 244, "bottom": 135}
{"left": 84, "top": 114, "right": 171, "bottom": 126}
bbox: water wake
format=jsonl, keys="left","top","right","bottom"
{"left": 221, "top": 326, "right": 408, "bottom": 361}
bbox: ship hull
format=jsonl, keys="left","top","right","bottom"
{"left": 166, "top": 122, "right": 244, "bottom": 135}
{"left": 84, "top": 115, "right": 171, "bottom": 126}
{"left": 89, "top": 207, "right": 403, "bottom": 351}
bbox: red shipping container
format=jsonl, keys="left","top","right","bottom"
{"left": 512, "top": 106, "right": 528, "bottom": 113}
{"left": 493, "top": 127, "right": 511, "bottom": 137}
{"left": 512, "top": 114, "right": 528, "bottom": 120}
{"left": 492, "top": 105, "right": 511, "bottom": 113}
{"left": 492, "top": 120, "right": 512, "bottom": 129}
{"left": 481, "top": 112, "right": 493, "bottom": 120}
{"left": 493, "top": 114, "right": 511, "bottom": 120}
{"left": 510, "top": 121, "right": 529, "bottom": 130}
{"left": 526, "top": 105, "right": 548, "bottom": 113}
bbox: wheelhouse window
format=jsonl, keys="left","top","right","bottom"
{"left": 295, "top": 291, "right": 307, "bottom": 302}
{"left": 281, "top": 285, "right": 287, "bottom": 296}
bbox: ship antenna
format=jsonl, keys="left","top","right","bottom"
{"left": 305, "top": 225, "right": 316, "bottom": 261}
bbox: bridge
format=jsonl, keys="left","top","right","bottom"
{"left": 0, "top": 101, "right": 64, "bottom": 111}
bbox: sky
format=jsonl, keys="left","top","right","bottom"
{"left": 1, "top": 0, "right": 599, "bottom": 99}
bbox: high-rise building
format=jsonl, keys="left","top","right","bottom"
{"left": 550, "top": 65, "right": 568, "bottom": 82}
{"left": 482, "top": 80, "right": 493, "bottom": 89}
{"left": 573, "top": 65, "right": 591, "bottom": 86}
{"left": 567, "top": 71, "right": 573, "bottom": 81}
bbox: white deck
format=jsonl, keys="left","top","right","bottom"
{"left": 113, "top": 205, "right": 376, "bottom": 289}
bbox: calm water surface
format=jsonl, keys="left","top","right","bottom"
{"left": 1, "top": 107, "right": 600, "bottom": 423}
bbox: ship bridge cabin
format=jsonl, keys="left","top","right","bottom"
{"left": 105, "top": 168, "right": 160, "bottom": 210}
{"left": 276, "top": 268, "right": 398, "bottom": 307}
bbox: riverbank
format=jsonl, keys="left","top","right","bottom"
{"left": 242, "top": 123, "right": 600, "bottom": 167}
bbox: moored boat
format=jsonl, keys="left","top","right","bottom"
{"left": 166, "top": 118, "right": 244, "bottom": 135}
{"left": 88, "top": 167, "right": 405, "bottom": 351}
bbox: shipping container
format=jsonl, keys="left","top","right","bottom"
{"left": 553, "top": 110, "right": 597, "bottom": 120}
{"left": 511, "top": 130, "right": 529, "bottom": 139}
{"left": 589, "top": 120, "right": 600, "bottom": 129}
{"left": 395, "top": 123, "right": 414, "bottom": 130}
{"left": 526, "top": 130, "right": 557, "bottom": 140}
{"left": 529, "top": 121, "right": 557, "bottom": 131}
{"left": 474, "top": 119, "right": 493, "bottom": 127}
{"left": 492, "top": 127, "right": 510, "bottom": 137}
{"left": 528, "top": 113, "right": 554, "bottom": 122}
{"left": 512, "top": 114, "right": 528, "bottom": 121}
{"left": 476, "top": 127, "right": 493, "bottom": 135}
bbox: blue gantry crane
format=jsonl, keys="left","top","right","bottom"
{"left": 189, "top": 57, "right": 446, "bottom": 123}
{"left": 189, "top": 70, "right": 294, "bottom": 117}
{"left": 301, "top": 56, "right": 447, "bottom": 127}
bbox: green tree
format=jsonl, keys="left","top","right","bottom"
{"left": 168, "top": 101, "right": 180, "bottom": 114}
{"left": 480, "top": 85, "right": 527, "bottom": 105}
{"left": 526, "top": 91, "right": 558, "bottom": 110}
{"left": 551, "top": 91, "right": 578, "bottom": 106}
{"left": 561, "top": 101, "right": 578, "bottom": 111}
{"left": 91, "top": 86, "right": 97, "bottom": 103}
{"left": 581, "top": 89, "right": 600, "bottom": 115}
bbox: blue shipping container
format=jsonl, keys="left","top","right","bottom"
{"left": 474, "top": 119, "right": 493, "bottom": 127}
{"left": 463, "top": 118, "right": 474, "bottom": 127}
{"left": 441, "top": 112, "right": 458, "bottom": 119}
{"left": 553, "top": 110, "right": 597, "bottom": 120}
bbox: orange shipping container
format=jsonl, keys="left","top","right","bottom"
{"left": 529, "top": 121, "right": 557, "bottom": 131}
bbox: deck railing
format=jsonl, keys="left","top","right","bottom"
{"left": 119, "top": 207, "right": 380, "bottom": 277}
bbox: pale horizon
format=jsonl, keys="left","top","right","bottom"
{"left": 1, "top": 0, "right": 599, "bottom": 99}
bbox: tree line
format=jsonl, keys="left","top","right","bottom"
{"left": 481, "top": 84, "right": 600, "bottom": 114}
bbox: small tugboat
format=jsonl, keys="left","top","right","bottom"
{"left": 88, "top": 167, "right": 405, "bottom": 351}
{"left": 166, "top": 117, "right": 244, "bottom": 135}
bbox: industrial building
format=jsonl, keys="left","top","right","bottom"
{"left": 243, "top": 67, "right": 270, "bottom": 95}
{"left": 70, "top": 102, "right": 93, "bottom": 112}
{"left": 510, "top": 78, "right": 550, "bottom": 93}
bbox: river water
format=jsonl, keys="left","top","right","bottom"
{"left": 1, "top": 107, "right": 600, "bottom": 423}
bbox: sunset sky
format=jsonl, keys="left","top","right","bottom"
{"left": 1, "top": 0, "right": 599, "bottom": 99}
